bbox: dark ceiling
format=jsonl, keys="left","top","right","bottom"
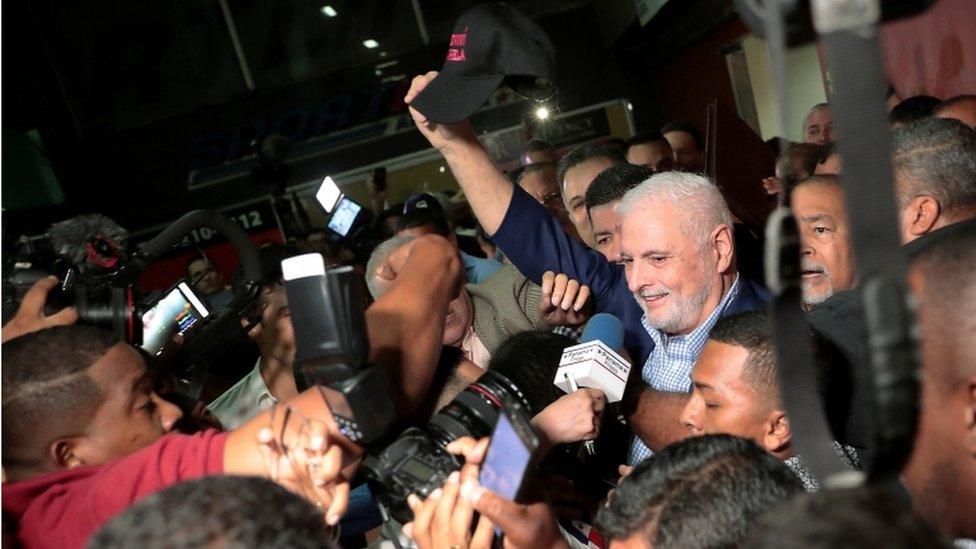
{"left": 2, "top": 0, "right": 736, "bottom": 236}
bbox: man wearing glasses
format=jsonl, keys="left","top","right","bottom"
{"left": 516, "top": 161, "right": 580, "bottom": 242}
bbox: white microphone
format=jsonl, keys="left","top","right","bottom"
{"left": 554, "top": 314, "right": 630, "bottom": 403}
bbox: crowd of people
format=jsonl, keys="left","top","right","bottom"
{"left": 3, "top": 40, "right": 976, "bottom": 549}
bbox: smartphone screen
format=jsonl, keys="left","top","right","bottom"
{"left": 327, "top": 197, "right": 362, "bottom": 237}
{"left": 140, "top": 282, "right": 210, "bottom": 355}
{"left": 315, "top": 176, "right": 342, "bottom": 213}
{"left": 479, "top": 411, "right": 534, "bottom": 501}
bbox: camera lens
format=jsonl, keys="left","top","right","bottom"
{"left": 74, "top": 286, "right": 139, "bottom": 344}
{"left": 364, "top": 369, "right": 535, "bottom": 523}
{"left": 425, "top": 369, "right": 530, "bottom": 446}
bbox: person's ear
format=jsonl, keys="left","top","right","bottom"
{"left": 906, "top": 195, "right": 941, "bottom": 237}
{"left": 711, "top": 224, "right": 734, "bottom": 274}
{"left": 50, "top": 438, "right": 87, "bottom": 470}
{"left": 762, "top": 410, "right": 792, "bottom": 454}
{"left": 963, "top": 377, "right": 976, "bottom": 457}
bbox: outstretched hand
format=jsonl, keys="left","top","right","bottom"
{"left": 2, "top": 276, "right": 79, "bottom": 343}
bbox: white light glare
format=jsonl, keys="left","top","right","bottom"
{"left": 320, "top": 5, "right": 337, "bottom": 17}
{"left": 627, "top": 102, "right": 634, "bottom": 111}
{"left": 439, "top": 166, "right": 446, "bottom": 173}
{"left": 535, "top": 106, "right": 550, "bottom": 120}
{"left": 363, "top": 39, "right": 380, "bottom": 49}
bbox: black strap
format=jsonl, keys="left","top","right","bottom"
{"left": 753, "top": 0, "right": 854, "bottom": 485}
{"left": 812, "top": 0, "right": 919, "bottom": 483}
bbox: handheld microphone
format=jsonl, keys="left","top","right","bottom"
{"left": 554, "top": 313, "right": 630, "bottom": 403}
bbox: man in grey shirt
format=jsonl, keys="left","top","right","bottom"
{"left": 208, "top": 245, "right": 301, "bottom": 429}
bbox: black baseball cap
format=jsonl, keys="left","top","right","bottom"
{"left": 403, "top": 192, "right": 445, "bottom": 214}
{"left": 409, "top": 3, "right": 556, "bottom": 124}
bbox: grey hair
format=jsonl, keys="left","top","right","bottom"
{"left": 365, "top": 235, "right": 415, "bottom": 298}
{"left": 893, "top": 117, "right": 976, "bottom": 214}
{"left": 805, "top": 103, "right": 830, "bottom": 118}
{"left": 618, "top": 171, "right": 734, "bottom": 246}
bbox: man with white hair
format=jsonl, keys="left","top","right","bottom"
{"left": 616, "top": 172, "right": 768, "bottom": 462}
{"left": 405, "top": 72, "right": 769, "bottom": 463}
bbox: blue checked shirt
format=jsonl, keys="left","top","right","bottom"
{"left": 628, "top": 275, "right": 742, "bottom": 465}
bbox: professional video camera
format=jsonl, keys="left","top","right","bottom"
{"left": 283, "top": 254, "right": 535, "bottom": 523}
{"left": 3, "top": 214, "right": 137, "bottom": 337}
{"left": 3, "top": 210, "right": 264, "bottom": 397}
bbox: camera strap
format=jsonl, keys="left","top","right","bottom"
{"left": 761, "top": 0, "right": 854, "bottom": 486}
{"left": 810, "top": 0, "right": 919, "bottom": 483}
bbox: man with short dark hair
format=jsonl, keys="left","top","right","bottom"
{"left": 88, "top": 476, "right": 337, "bottom": 549}
{"left": 933, "top": 94, "right": 976, "bottom": 129}
{"left": 892, "top": 118, "right": 976, "bottom": 243}
{"left": 625, "top": 132, "right": 674, "bottom": 173}
{"left": 902, "top": 224, "right": 976, "bottom": 540}
{"left": 585, "top": 164, "right": 653, "bottom": 261}
{"left": 744, "top": 487, "right": 949, "bottom": 549}
{"left": 802, "top": 103, "right": 834, "bottom": 145}
{"left": 890, "top": 95, "right": 942, "bottom": 127}
{"left": 792, "top": 175, "right": 856, "bottom": 309}
{"left": 186, "top": 254, "right": 227, "bottom": 296}
{"left": 596, "top": 434, "right": 803, "bottom": 548}
{"left": 517, "top": 161, "right": 579, "bottom": 241}
{"left": 1, "top": 326, "right": 184, "bottom": 479}
{"left": 522, "top": 138, "right": 558, "bottom": 166}
{"left": 661, "top": 121, "right": 706, "bottom": 172}
{"left": 680, "top": 311, "right": 861, "bottom": 491}
{"left": 555, "top": 142, "right": 627, "bottom": 248}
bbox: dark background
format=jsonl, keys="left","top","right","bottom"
{"left": 3, "top": 0, "right": 744, "bottom": 236}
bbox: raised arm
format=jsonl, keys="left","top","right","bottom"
{"left": 367, "top": 234, "right": 463, "bottom": 411}
{"left": 224, "top": 235, "right": 462, "bottom": 521}
{"left": 406, "top": 72, "right": 620, "bottom": 302}
{"left": 406, "top": 72, "right": 512, "bottom": 234}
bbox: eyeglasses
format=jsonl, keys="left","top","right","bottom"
{"left": 542, "top": 191, "right": 564, "bottom": 209}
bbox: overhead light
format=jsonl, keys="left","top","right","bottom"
{"left": 363, "top": 39, "right": 380, "bottom": 49}
{"left": 439, "top": 166, "right": 446, "bottom": 173}
{"left": 627, "top": 101, "right": 634, "bottom": 111}
{"left": 534, "top": 106, "right": 550, "bottom": 120}
{"left": 320, "top": 5, "right": 337, "bottom": 17}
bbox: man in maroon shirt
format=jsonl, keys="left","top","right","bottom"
{"left": 2, "top": 235, "right": 462, "bottom": 549}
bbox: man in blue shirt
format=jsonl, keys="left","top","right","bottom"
{"left": 405, "top": 72, "right": 768, "bottom": 462}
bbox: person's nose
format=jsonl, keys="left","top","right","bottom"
{"left": 627, "top": 260, "right": 655, "bottom": 296}
{"left": 680, "top": 395, "right": 704, "bottom": 434}
{"left": 152, "top": 392, "right": 184, "bottom": 432}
